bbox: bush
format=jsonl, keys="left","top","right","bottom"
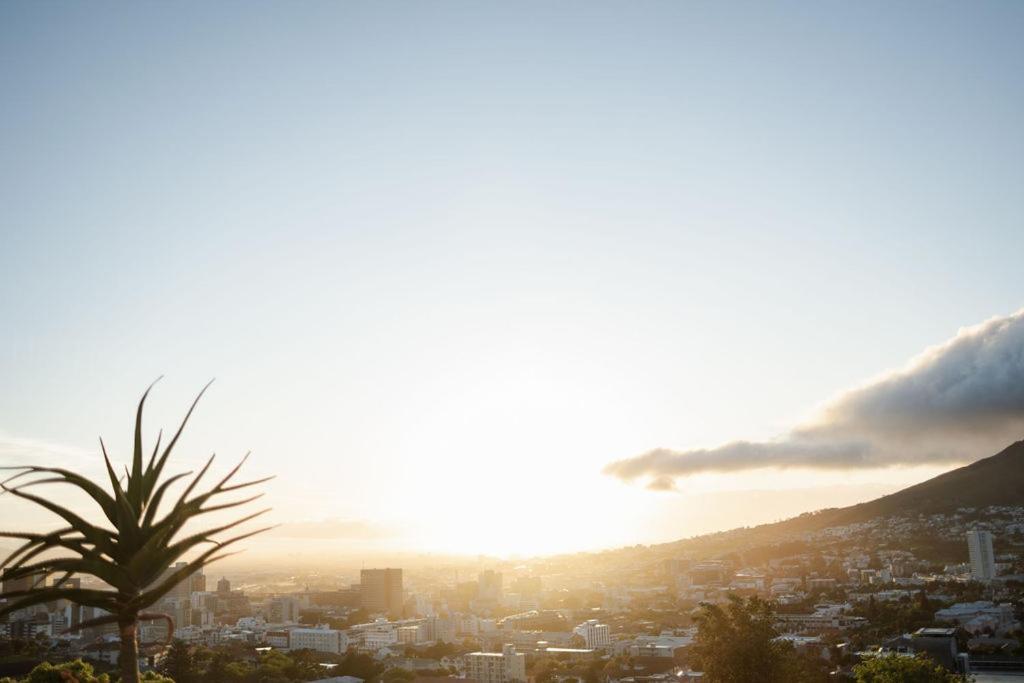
{"left": 853, "top": 653, "right": 967, "bottom": 682}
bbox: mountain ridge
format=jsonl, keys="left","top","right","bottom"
{"left": 821, "top": 438, "right": 1024, "bottom": 525}
{"left": 658, "top": 439, "right": 1024, "bottom": 557}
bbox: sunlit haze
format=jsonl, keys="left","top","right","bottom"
{"left": 2, "top": 2, "right": 1023, "bottom": 561}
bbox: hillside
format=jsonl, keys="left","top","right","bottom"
{"left": 822, "top": 439, "right": 1024, "bottom": 526}
{"left": 661, "top": 440, "right": 1024, "bottom": 557}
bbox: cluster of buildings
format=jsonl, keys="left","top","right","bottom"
{"left": 4, "top": 511, "right": 1024, "bottom": 680}
{"left": 0, "top": 563, "right": 235, "bottom": 643}
{"left": 0, "top": 562, "right": 606, "bottom": 683}
{"left": 655, "top": 524, "right": 1016, "bottom": 614}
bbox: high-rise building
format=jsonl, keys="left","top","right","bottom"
{"left": 217, "top": 577, "right": 231, "bottom": 595}
{"left": 573, "top": 619, "right": 610, "bottom": 648}
{"left": 465, "top": 644, "right": 526, "bottom": 683}
{"left": 189, "top": 569, "right": 206, "bottom": 594}
{"left": 478, "top": 570, "right": 503, "bottom": 603}
{"left": 510, "top": 576, "right": 542, "bottom": 597}
{"left": 2, "top": 569, "right": 46, "bottom": 595}
{"left": 148, "top": 596, "right": 191, "bottom": 640}
{"left": 967, "top": 530, "right": 996, "bottom": 581}
{"left": 190, "top": 592, "right": 218, "bottom": 627}
{"left": 360, "top": 568, "right": 403, "bottom": 618}
{"left": 266, "top": 596, "right": 301, "bottom": 623}
{"left": 151, "top": 561, "right": 198, "bottom": 601}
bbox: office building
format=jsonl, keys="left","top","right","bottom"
{"left": 189, "top": 592, "right": 217, "bottom": 627}
{"left": 2, "top": 569, "right": 45, "bottom": 595}
{"left": 573, "top": 619, "right": 610, "bottom": 648}
{"left": 152, "top": 561, "right": 198, "bottom": 601}
{"left": 350, "top": 618, "right": 399, "bottom": 650}
{"left": 266, "top": 596, "right": 301, "bottom": 623}
{"left": 266, "top": 630, "right": 290, "bottom": 649}
{"left": 478, "top": 570, "right": 503, "bottom": 603}
{"left": 144, "top": 596, "right": 190, "bottom": 641}
{"left": 361, "top": 568, "right": 403, "bottom": 618}
{"left": 189, "top": 570, "right": 206, "bottom": 594}
{"left": 510, "top": 576, "right": 541, "bottom": 597}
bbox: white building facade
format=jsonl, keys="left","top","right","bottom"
{"left": 573, "top": 620, "right": 610, "bottom": 649}
{"left": 465, "top": 644, "right": 526, "bottom": 683}
{"left": 289, "top": 626, "right": 349, "bottom": 654}
{"left": 967, "top": 530, "right": 996, "bottom": 581}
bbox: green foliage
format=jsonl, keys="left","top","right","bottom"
{"left": 152, "top": 642, "right": 361, "bottom": 682}
{"left": 850, "top": 597, "right": 936, "bottom": 646}
{"left": 22, "top": 659, "right": 110, "bottom": 683}
{"left": 0, "top": 382, "right": 273, "bottom": 683}
{"left": 0, "top": 381, "right": 273, "bottom": 625}
{"left": 219, "top": 660, "right": 252, "bottom": 683}
{"left": 332, "top": 651, "right": 384, "bottom": 681}
{"left": 408, "top": 641, "right": 459, "bottom": 660}
{"left": 531, "top": 657, "right": 565, "bottom": 683}
{"left": 602, "top": 654, "right": 632, "bottom": 681}
{"left": 381, "top": 668, "right": 415, "bottom": 683}
{"left": 0, "top": 661, "right": 174, "bottom": 683}
{"left": 199, "top": 650, "right": 234, "bottom": 681}
{"left": 693, "top": 595, "right": 787, "bottom": 682}
{"left": 853, "top": 653, "right": 967, "bottom": 682}
{"left": 139, "top": 672, "right": 175, "bottom": 683}
{"left": 0, "top": 635, "right": 50, "bottom": 664}
{"left": 580, "top": 659, "right": 604, "bottom": 683}
{"left": 256, "top": 649, "right": 314, "bottom": 681}
{"left": 158, "top": 639, "right": 196, "bottom": 683}
{"left": 692, "top": 594, "right": 825, "bottom": 683}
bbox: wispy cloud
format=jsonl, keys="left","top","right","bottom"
{"left": 604, "top": 308, "right": 1024, "bottom": 488}
{"left": 0, "top": 433, "right": 92, "bottom": 465}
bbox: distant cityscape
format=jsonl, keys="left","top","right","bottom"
{"left": 5, "top": 502, "right": 1024, "bottom": 680}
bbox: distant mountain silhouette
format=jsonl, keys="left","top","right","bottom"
{"left": 820, "top": 439, "right": 1024, "bottom": 525}
{"left": 662, "top": 440, "right": 1024, "bottom": 556}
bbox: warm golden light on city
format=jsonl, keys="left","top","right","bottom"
{"left": 2, "top": 2, "right": 1023, "bottom": 681}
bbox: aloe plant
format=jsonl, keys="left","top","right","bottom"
{"left": 0, "top": 381, "right": 273, "bottom": 683}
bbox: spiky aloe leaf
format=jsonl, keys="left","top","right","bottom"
{"left": 0, "top": 381, "right": 272, "bottom": 643}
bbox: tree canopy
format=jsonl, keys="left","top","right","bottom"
{"left": 853, "top": 653, "right": 967, "bottom": 682}
{"left": 692, "top": 594, "right": 826, "bottom": 683}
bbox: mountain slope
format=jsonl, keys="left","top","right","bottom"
{"left": 662, "top": 440, "right": 1024, "bottom": 557}
{"left": 822, "top": 439, "right": 1024, "bottom": 526}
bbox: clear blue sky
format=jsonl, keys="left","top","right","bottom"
{"left": 1, "top": 2, "right": 1022, "bottom": 556}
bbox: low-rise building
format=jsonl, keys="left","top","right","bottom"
{"left": 266, "top": 630, "right": 290, "bottom": 649}
{"left": 290, "top": 626, "right": 349, "bottom": 654}
{"left": 627, "top": 631, "right": 694, "bottom": 658}
{"left": 464, "top": 644, "right": 526, "bottom": 683}
{"left": 776, "top": 604, "right": 866, "bottom": 633}
{"left": 934, "top": 602, "right": 1018, "bottom": 634}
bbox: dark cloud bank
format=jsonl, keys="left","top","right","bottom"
{"left": 604, "top": 309, "right": 1024, "bottom": 490}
